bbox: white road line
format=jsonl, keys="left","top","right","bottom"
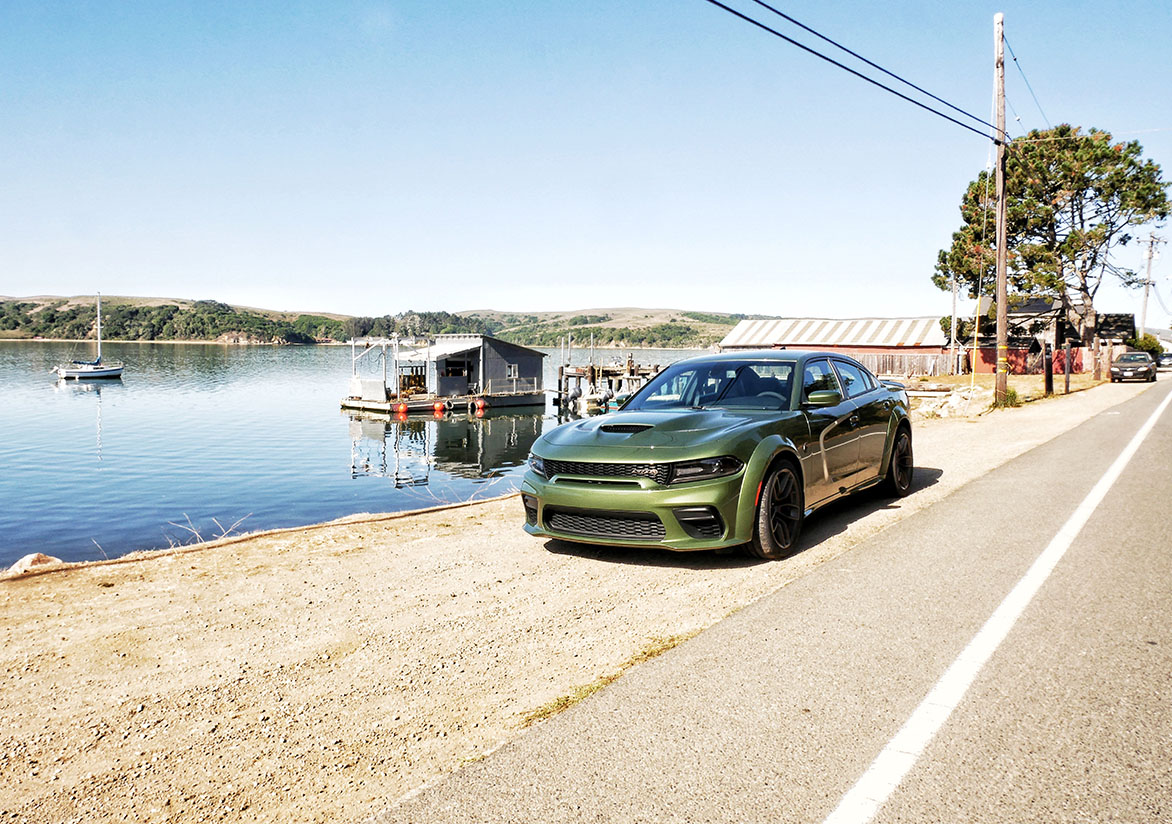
{"left": 823, "top": 387, "right": 1172, "bottom": 824}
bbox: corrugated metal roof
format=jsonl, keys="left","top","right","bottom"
{"left": 720, "top": 317, "right": 947, "bottom": 349}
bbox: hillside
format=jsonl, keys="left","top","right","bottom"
{"left": 0, "top": 297, "right": 484, "bottom": 345}
{"left": 0, "top": 296, "right": 769, "bottom": 348}
{"left": 461, "top": 307, "right": 773, "bottom": 348}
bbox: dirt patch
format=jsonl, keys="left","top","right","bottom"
{"left": 0, "top": 380, "right": 1158, "bottom": 823}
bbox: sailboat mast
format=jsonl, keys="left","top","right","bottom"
{"left": 96, "top": 292, "right": 103, "bottom": 362}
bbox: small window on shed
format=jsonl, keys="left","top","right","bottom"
{"left": 506, "top": 363, "right": 519, "bottom": 380}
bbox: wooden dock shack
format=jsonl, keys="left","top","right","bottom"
{"left": 342, "top": 334, "right": 547, "bottom": 415}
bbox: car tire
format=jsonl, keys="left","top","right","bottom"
{"left": 882, "top": 427, "right": 914, "bottom": 497}
{"left": 746, "top": 462, "right": 803, "bottom": 560}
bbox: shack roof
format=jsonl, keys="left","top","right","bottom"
{"left": 359, "top": 334, "right": 546, "bottom": 364}
{"left": 720, "top": 317, "right": 946, "bottom": 350}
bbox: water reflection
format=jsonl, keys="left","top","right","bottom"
{"left": 52, "top": 378, "right": 127, "bottom": 463}
{"left": 347, "top": 408, "right": 544, "bottom": 488}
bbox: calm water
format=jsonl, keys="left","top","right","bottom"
{"left": 0, "top": 341, "right": 702, "bottom": 566}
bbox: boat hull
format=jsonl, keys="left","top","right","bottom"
{"left": 55, "top": 364, "right": 124, "bottom": 379}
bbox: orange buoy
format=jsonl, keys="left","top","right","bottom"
{"left": 396, "top": 402, "right": 408, "bottom": 414}
{"left": 433, "top": 401, "right": 445, "bottom": 413}
{"left": 475, "top": 398, "right": 487, "bottom": 410}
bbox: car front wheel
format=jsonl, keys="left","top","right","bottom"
{"left": 747, "top": 462, "right": 803, "bottom": 560}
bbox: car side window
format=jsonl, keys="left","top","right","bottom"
{"left": 858, "top": 364, "right": 878, "bottom": 392}
{"left": 802, "top": 359, "right": 840, "bottom": 401}
{"left": 832, "top": 360, "right": 872, "bottom": 399}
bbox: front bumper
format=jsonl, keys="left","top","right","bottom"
{"left": 1111, "top": 368, "right": 1156, "bottom": 381}
{"left": 520, "top": 470, "right": 748, "bottom": 551}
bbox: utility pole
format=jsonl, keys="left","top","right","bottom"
{"left": 1139, "top": 232, "right": 1164, "bottom": 339}
{"left": 993, "top": 12, "right": 1009, "bottom": 404}
{"left": 949, "top": 275, "right": 958, "bottom": 373}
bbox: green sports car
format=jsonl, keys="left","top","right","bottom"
{"left": 521, "top": 350, "right": 913, "bottom": 559}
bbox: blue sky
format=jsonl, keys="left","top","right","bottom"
{"left": 2, "top": 1, "right": 1170, "bottom": 330}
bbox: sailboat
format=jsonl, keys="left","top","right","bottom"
{"left": 53, "top": 293, "right": 125, "bottom": 379}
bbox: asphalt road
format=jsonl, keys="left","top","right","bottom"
{"left": 368, "top": 381, "right": 1172, "bottom": 824}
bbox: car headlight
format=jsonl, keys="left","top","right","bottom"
{"left": 1111, "top": 367, "right": 1120, "bottom": 372}
{"left": 668, "top": 456, "right": 743, "bottom": 484}
{"left": 528, "top": 453, "right": 546, "bottom": 478}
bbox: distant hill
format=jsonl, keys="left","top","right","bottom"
{"left": 0, "top": 296, "right": 357, "bottom": 344}
{"left": 0, "top": 296, "right": 771, "bottom": 348}
{"left": 461, "top": 307, "right": 775, "bottom": 348}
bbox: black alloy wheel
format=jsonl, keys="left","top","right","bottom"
{"left": 884, "top": 428, "right": 914, "bottom": 497}
{"left": 747, "top": 463, "right": 803, "bottom": 560}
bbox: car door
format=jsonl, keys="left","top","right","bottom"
{"left": 831, "top": 359, "right": 889, "bottom": 480}
{"left": 798, "top": 357, "right": 860, "bottom": 506}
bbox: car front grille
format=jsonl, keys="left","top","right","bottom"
{"left": 543, "top": 459, "right": 671, "bottom": 486}
{"left": 544, "top": 507, "right": 666, "bottom": 541}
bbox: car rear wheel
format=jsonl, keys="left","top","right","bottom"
{"left": 747, "top": 462, "right": 803, "bottom": 560}
{"left": 883, "top": 428, "right": 914, "bottom": 497}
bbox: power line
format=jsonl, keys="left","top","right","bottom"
{"left": 745, "top": 0, "right": 999, "bottom": 135}
{"left": 1152, "top": 282, "right": 1172, "bottom": 317}
{"left": 1003, "top": 36, "right": 1051, "bottom": 128}
{"left": 699, "top": 0, "right": 1005, "bottom": 144}
{"left": 1005, "top": 95, "right": 1026, "bottom": 137}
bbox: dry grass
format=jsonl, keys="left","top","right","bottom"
{"left": 520, "top": 631, "right": 701, "bottom": 727}
{"left": 907, "top": 372, "right": 1105, "bottom": 402}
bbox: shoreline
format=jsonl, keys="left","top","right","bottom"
{"left": 0, "top": 337, "right": 707, "bottom": 350}
{"left": 0, "top": 336, "right": 346, "bottom": 346}
{"left": 2, "top": 493, "right": 521, "bottom": 582}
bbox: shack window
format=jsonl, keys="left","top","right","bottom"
{"left": 506, "top": 363, "right": 519, "bottom": 380}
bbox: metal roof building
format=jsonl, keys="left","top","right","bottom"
{"left": 719, "top": 317, "right": 947, "bottom": 352}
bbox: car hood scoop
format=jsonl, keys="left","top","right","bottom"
{"left": 543, "top": 409, "right": 779, "bottom": 449}
{"left": 598, "top": 423, "right": 654, "bottom": 434}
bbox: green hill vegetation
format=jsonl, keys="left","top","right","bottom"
{"left": 0, "top": 298, "right": 490, "bottom": 344}
{"left": 1, "top": 297, "right": 770, "bottom": 348}
{"left": 462, "top": 308, "right": 770, "bottom": 349}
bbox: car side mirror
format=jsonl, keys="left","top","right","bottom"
{"left": 803, "top": 389, "right": 842, "bottom": 407}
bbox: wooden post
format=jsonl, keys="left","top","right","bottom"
{"left": 949, "top": 275, "right": 958, "bottom": 375}
{"left": 1043, "top": 342, "right": 1053, "bottom": 396}
{"left": 1064, "top": 341, "right": 1072, "bottom": 394}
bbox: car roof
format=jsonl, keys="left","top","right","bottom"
{"left": 669, "top": 349, "right": 868, "bottom": 367}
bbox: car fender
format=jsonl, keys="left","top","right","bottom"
{"left": 732, "top": 435, "right": 803, "bottom": 540}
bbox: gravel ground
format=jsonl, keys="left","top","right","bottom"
{"left": 0, "top": 380, "right": 1157, "bottom": 824}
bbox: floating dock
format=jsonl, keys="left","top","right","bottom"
{"left": 342, "top": 391, "right": 546, "bottom": 416}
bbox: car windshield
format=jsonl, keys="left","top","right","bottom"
{"left": 622, "top": 359, "right": 796, "bottom": 411}
{"left": 1118, "top": 353, "right": 1151, "bottom": 363}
